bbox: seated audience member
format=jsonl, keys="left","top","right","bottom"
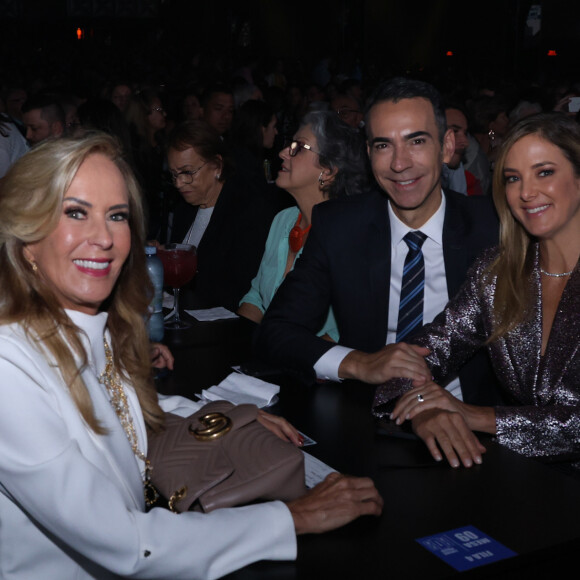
{"left": 201, "top": 83, "right": 235, "bottom": 137}
{"left": 257, "top": 77, "right": 501, "bottom": 406}
{"left": 164, "top": 121, "right": 279, "bottom": 311}
{"left": 469, "top": 94, "right": 510, "bottom": 167}
{"left": 238, "top": 111, "right": 369, "bottom": 339}
{"left": 0, "top": 113, "right": 28, "bottom": 178}
{"left": 126, "top": 87, "right": 168, "bottom": 238}
{"left": 442, "top": 104, "right": 484, "bottom": 196}
{"left": 330, "top": 93, "right": 364, "bottom": 129}
{"left": 21, "top": 94, "right": 65, "bottom": 146}
{"left": 108, "top": 81, "right": 133, "bottom": 114}
{"left": 305, "top": 83, "right": 328, "bottom": 112}
{"left": 76, "top": 98, "right": 133, "bottom": 162}
{"left": 464, "top": 133, "right": 492, "bottom": 196}
{"left": 233, "top": 82, "right": 263, "bottom": 109}
{"left": 379, "top": 113, "right": 580, "bottom": 470}
{"left": 180, "top": 87, "right": 203, "bottom": 122}
{"left": 1, "top": 85, "right": 27, "bottom": 130}
{"left": 58, "top": 93, "right": 82, "bottom": 137}
{"left": 0, "top": 133, "right": 382, "bottom": 578}
{"left": 509, "top": 99, "right": 542, "bottom": 125}
{"left": 231, "top": 99, "right": 279, "bottom": 183}
{"left": 278, "top": 83, "right": 306, "bottom": 141}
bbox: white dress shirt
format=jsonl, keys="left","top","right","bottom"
{"left": 314, "top": 192, "right": 462, "bottom": 400}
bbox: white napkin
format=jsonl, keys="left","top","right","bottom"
{"left": 201, "top": 372, "right": 279, "bottom": 407}
{"left": 302, "top": 452, "right": 338, "bottom": 488}
{"left": 185, "top": 307, "right": 238, "bottom": 321}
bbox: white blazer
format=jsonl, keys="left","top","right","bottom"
{"left": 0, "top": 311, "right": 295, "bottom": 579}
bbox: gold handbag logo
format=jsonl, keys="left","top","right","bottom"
{"left": 189, "top": 412, "right": 232, "bottom": 441}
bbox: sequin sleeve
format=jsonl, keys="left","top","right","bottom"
{"left": 373, "top": 250, "right": 497, "bottom": 415}
{"left": 495, "top": 401, "right": 580, "bottom": 459}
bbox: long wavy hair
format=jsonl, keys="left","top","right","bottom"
{"left": 0, "top": 133, "right": 165, "bottom": 433}
{"left": 487, "top": 112, "right": 580, "bottom": 341}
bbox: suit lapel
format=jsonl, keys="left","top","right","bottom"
{"left": 442, "top": 192, "right": 469, "bottom": 298}
{"left": 366, "top": 195, "right": 391, "bottom": 345}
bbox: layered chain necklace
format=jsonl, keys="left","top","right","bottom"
{"left": 99, "top": 338, "right": 158, "bottom": 507}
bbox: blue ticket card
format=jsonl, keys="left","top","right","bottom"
{"left": 416, "top": 525, "right": 517, "bottom": 572}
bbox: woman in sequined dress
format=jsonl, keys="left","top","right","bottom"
{"left": 0, "top": 133, "right": 382, "bottom": 578}
{"left": 375, "top": 112, "right": 580, "bottom": 471}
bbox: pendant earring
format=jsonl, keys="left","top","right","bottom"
{"left": 29, "top": 260, "right": 38, "bottom": 272}
{"left": 318, "top": 171, "right": 325, "bottom": 187}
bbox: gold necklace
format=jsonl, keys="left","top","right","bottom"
{"left": 99, "top": 338, "right": 158, "bottom": 507}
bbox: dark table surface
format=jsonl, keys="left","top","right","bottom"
{"left": 158, "top": 315, "right": 580, "bottom": 579}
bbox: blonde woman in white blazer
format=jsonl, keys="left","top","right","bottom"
{"left": 0, "top": 134, "right": 382, "bottom": 579}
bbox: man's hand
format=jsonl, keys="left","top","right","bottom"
{"left": 287, "top": 472, "right": 383, "bottom": 535}
{"left": 338, "top": 343, "right": 431, "bottom": 385}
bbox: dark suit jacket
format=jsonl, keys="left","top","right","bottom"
{"left": 170, "top": 175, "right": 278, "bottom": 312}
{"left": 257, "top": 188, "right": 503, "bottom": 405}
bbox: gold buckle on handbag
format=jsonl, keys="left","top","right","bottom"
{"left": 189, "top": 412, "right": 232, "bottom": 441}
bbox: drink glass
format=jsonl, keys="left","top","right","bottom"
{"left": 157, "top": 244, "right": 197, "bottom": 329}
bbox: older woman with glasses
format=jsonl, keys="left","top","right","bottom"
{"left": 238, "top": 111, "right": 370, "bottom": 338}
{"left": 163, "top": 120, "right": 278, "bottom": 312}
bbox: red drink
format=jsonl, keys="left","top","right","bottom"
{"left": 158, "top": 248, "right": 197, "bottom": 288}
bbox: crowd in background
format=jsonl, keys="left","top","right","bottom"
{"left": 2, "top": 41, "right": 580, "bottom": 306}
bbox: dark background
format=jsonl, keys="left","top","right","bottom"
{"left": 0, "top": 1, "right": 578, "bottom": 93}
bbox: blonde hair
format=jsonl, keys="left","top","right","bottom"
{"left": 0, "top": 133, "right": 165, "bottom": 433}
{"left": 487, "top": 112, "right": 580, "bottom": 341}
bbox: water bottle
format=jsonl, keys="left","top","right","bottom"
{"left": 145, "top": 246, "right": 164, "bottom": 342}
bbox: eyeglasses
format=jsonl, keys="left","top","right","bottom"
{"left": 287, "top": 140, "right": 321, "bottom": 157}
{"left": 169, "top": 162, "right": 208, "bottom": 185}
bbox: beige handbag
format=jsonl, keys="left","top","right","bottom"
{"left": 147, "top": 400, "right": 307, "bottom": 513}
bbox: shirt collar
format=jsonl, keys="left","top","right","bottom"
{"left": 388, "top": 190, "right": 446, "bottom": 248}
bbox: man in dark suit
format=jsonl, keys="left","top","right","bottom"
{"left": 256, "top": 78, "right": 501, "bottom": 407}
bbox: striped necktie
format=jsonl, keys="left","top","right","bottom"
{"left": 396, "top": 230, "right": 428, "bottom": 342}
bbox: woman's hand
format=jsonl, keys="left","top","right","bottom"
{"left": 390, "top": 381, "right": 465, "bottom": 425}
{"left": 257, "top": 409, "right": 304, "bottom": 447}
{"left": 150, "top": 343, "right": 174, "bottom": 370}
{"left": 411, "top": 409, "right": 487, "bottom": 468}
{"left": 390, "top": 381, "right": 497, "bottom": 434}
{"left": 287, "top": 472, "right": 383, "bottom": 535}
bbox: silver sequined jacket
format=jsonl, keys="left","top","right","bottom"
{"left": 374, "top": 245, "right": 580, "bottom": 459}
